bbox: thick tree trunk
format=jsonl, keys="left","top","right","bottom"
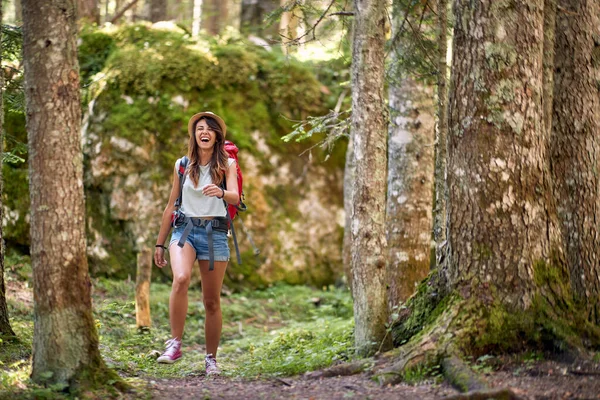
{"left": 542, "top": 0, "right": 556, "bottom": 136}
{"left": 22, "top": 0, "right": 109, "bottom": 386}
{"left": 386, "top": 78, "right": 435, "bottom": 308}
{"left": 550, "top": 0, "right": 600, "bottom": 321}
{"left": 150, "top": 0, "right": 167, "bottom": 22}
{"left": 0, "top": 1, "right": 16, "bottom": 338}
{"left": 447, "top": 0, "right": 560, "bottom": 306}
{"left": 433, "top": 0, "right": 449, "bottom": 290}
{"left": 240, "top": 0, "right": 279, "bottom": 39}
{"left": 350, "top": 0, "right": 391, "bottom": 356}
{"left": 202, "top": 0, "right": 228, "bottom": 36}
{"left": 77, "top": 0, "right": 100, "bottom": 24}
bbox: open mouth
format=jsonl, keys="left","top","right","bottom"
{"left": 200, "top": 137, "right": 210, "bottom": 143}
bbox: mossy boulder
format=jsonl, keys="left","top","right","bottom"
{"left": 4, "top": 23, "right": 346, "bottom": 289}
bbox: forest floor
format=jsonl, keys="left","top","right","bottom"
{"left": 2, "top": 253, "right": 600, "bottom": 399}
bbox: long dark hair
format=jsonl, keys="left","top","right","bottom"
{"left": 187, "top": 116, "right": 229, "bottom": 187}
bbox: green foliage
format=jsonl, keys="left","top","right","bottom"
{"left": 401, "top": 362, "right": 443, "bottom": 385}
{"left": 78, "top": 27, "right": 116, "bottom": 86}
{"left": 1, "top": 24, "right": 22, "bottom": 63}
{"left": 389, "top": 0, "right": 440, "bottom": 85}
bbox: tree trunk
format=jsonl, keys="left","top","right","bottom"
{"left": 77, "top": 0, "right": 100, "bottom": 24}
{"left": 15, "top": 0, "right": 22, "bottom": 22}
{"left": 135, "top": 248, "right": 152, "bottom": 329}
{"left": 350, "top": 0, "right": 391, "bottom": 356}
{"left": 550, "top": 0, "right": 600, "bottom": 321}
{"left": 387, "top": 78, "right": 435, "bottom": 308}
{"left": 240, "top": 0, "right": 279, "bottom": 39}
{"left": 150, "top": 0, "right": 167, "bottom": 22}
{"left": 192, "top": 0, "right": 203, "bottom": 36}
{"left": 22, "top": 0, "right": 110, "bottom": 386}
{"left": 280, "top": 0, "right": 300, "bottom": 51}
{"left": 433, "top": 0, "right": 449, "bottom": 291}
{"left": 447, "top": 0, "right": 560, "bottom": 306}
{"left": 542, "top": 0, "right": 556, "bottom": 136}
{"left": 342, "top": 135, "right": 354, "bottom": 292}
{"left": 0, "top": 1, "right": 16, "bottom": 338}
{"left": 202, "top": 0, "right": 228, "bottom": 36}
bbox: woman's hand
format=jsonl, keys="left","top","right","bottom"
{"left": 202, "top": 184, "right": 224, "bottom": 198}
{"left": 154, "top": 247, "right": 168, "bottom": 268}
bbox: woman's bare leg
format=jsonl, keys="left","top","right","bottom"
{"left": 198, "top": 260, "right": 228, "bottom": 356}
{"left": 168, "top": 242, "right": 196, "bottom": 340}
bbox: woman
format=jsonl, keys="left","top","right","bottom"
{"left": 154, "top": 111, "right": 239, "bottom": 376}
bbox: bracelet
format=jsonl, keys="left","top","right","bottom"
{"left": 155, "top": 244, "right": 167, "bottom": 250}
{"left": 218, "top": 188, "right": 225, "bottom": 199}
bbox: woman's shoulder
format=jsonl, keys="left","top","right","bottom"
{"left": 227, "top": 157, "right": 236, "bottom": 167}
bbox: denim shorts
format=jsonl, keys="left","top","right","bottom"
{"left": 169, "top": 224, "right": 230, "bottom": 262}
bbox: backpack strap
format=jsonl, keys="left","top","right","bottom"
{"left": 220, "top": 179, "right": 242, "bottom": 265}
{"left": 174, "top": 156, "right": 189, "bottom": 208}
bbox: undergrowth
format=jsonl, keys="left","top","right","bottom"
{"left": 1, "top": 254, "right": 354, "bottom": 398}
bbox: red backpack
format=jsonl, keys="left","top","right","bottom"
{"left": 223, "top": 140, "right": 246, "bottom": 219}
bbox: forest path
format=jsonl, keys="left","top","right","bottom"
{"left": 149, "top": 371, "right": 456, "bottom": 399}
{"left": 149, "top": 359, "right": 600, "bottom": 400}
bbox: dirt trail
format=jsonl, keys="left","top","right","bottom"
{"left": 150, "top": 360, "right": 600, "bottom": 400}
{"left": 150, "top": 372, "right": 456, "bottom": 399}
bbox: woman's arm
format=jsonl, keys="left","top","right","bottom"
{"left": 222, "top": 161, "right": 240, "bottom": 205}
{"left": 201, "top": 161, "right": 240, "bottom": 204}
{"left": 154, "top": 166, "right": 181, "bottom": 267}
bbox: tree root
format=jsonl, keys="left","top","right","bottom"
{"left": 303, "top": 360, "right": 372, "bottom": 379}
{"left": 442, "top": 355, "right": 488, "bottom": 392}
{"left": 440, "top": 388, "right": 524, "bottom": 400}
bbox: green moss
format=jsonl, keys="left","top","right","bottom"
{"left": 391, "top": 272, "right": 452, "bottom": 346}
{"left": 85, "top": 190, "right": 137, "bottom": 279}
{"left": 78, "top": 27, "right": 116, "bottom": 85}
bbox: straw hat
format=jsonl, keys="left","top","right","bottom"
{"left": 188, "top": 111, "right": 227, "bottom": 137}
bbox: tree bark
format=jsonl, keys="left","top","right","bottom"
{"left": 0, "top": 1, "right": 16, "bottom": 338}
{"left": 135, "top": 248, "right": 152, "bottom": 329}
{"left": 192, "top": 0, "right": 203, "bottom": 36}
{"left": 550, "top": 0, "right": 600, "bottom": 321}
{"left": 350, "top": 0, "right": 391, "bottom": 356}
{"left": 280, "top": 0, "right": 300, "bottom": 51}
{"left": 433, "top": 0, "right": 449, "bottom": 291}
{"left": 150, "top": 0, "right": 167, "bottom": 22}
{"left": 447, "top": 0, "right": 560, "bottom": 306}
{"left": 22, "top": 0, "right": 109, "bottom": 385}
{"left": 202, "top": 0, "right": 228, "bottom": 36}
{"left": 77, "top": 0, "right": 100, "bottom": 24}
{"left": 342, "top": 135, "right": 354, "bottom": 292}
{"left": 240, "top": 0, "right": 279, "bottom": 39}
{"left": 15, "top": 0, "right": 22, "bottom": 22}
{"left": 386, "top": 78, "right": 435, "bottom": 307}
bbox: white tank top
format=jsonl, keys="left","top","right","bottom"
{"left": 178, "top": 158, "right": 235, "bottom": 218}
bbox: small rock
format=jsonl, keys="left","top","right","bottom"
{"left": 148, "top": 350, "right": 162, "bottom": 359}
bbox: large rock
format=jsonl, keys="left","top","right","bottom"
{"left": 76, "top": 23, "right": 346, "bottom": 288}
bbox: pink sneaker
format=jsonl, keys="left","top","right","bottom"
{"left": 157, "top": 338, "right": 182, "bottom": 364}
{"left": 205, "top": 354, "right": 220, "bottom": 376}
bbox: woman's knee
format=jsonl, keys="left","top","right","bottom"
{"left": 203, "top": 298, "right": 221, "bottom": 315}
{"left": 172, "top": 273, "right": 191, "bottom": 291}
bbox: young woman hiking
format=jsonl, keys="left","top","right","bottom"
{"left": 153, "top": 111, "right": 239, "bottom": 375}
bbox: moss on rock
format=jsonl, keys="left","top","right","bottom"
{"left": 1, "top": 23, "right": 347, "bottom": 288}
